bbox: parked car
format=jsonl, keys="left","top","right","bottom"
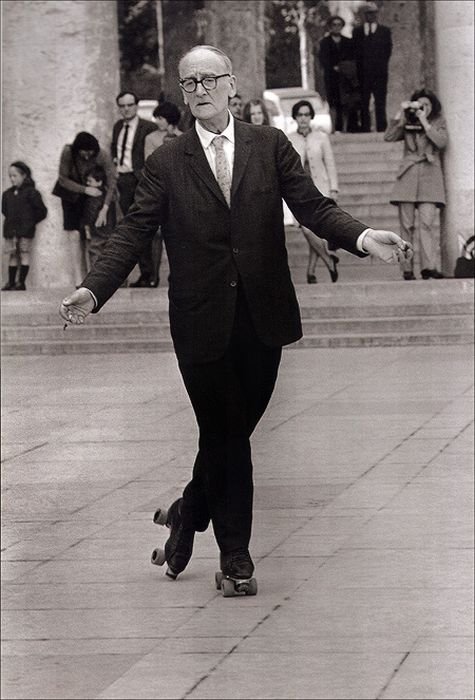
{"left": 263, "top": 87, "right": 331, "bottom": 134}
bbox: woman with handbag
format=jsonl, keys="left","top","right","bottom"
{"left": 54, "top": 132, "right": 116, "bottom": 286}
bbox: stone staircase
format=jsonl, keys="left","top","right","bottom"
{"left": 1, "top": 278, "right": 473, "bottom": 355}
{"left": 2, "top": 133, "right": 472, "bottom": 355}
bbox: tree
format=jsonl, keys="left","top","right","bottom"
{"left": 265, "top": 0, "right": 330, "bottom": 91}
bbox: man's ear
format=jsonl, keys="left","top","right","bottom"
{"left": 181, "top": 91, "right": 189, "bottom": 106}
{"left": 228, "top": 75, "right": 237, "bottom": 99}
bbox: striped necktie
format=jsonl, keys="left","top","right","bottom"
{"left": 212, "top": 135, "right": 231, "bottom": 206}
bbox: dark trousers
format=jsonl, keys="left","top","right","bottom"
{"left": 117, "top": 172, "right": 154, "bottom": 283}
{"left": 361, "top": 73, "right": 388, "bottom": 132}
{"left": 178, "top": 287, "right": 282, "bottom": 554}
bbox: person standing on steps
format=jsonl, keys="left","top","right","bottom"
{"left": 111, "top": 90, "right": 157, "bottom": 287}
{"left": 288, "top": 100, "right": 340, "bottom": 283}
{"left": 385, "top": 88, "right": 447, "bottom": 280}
{"left": 2, "top": 161, "right": 47, "bottom": 291}
{"left": 352, "top": 2, "right": 392, "bottom": 133}
{"left": 60, "top": 45, "right": 412, "bottom": 594}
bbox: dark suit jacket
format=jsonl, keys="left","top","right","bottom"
{"left": 353, "top": 24, "right": 392, "bottom": 79}
{"left": 84, "top": 120, "right": 368, "bottom": 364}
{"left": 111, "top": 118, "right": 157, "bottom": 176}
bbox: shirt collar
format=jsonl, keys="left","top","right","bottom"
{"left": 123, "top": 115, "right": 139, "bottom": 129}
{"left": 195, "top": 111, "right": 235, "bottom": 149}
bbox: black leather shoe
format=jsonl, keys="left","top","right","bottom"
{"left": 129, "top": 277, "right": 152, "bottom": 287}
{"left": 420, "top": 269, "right": 431, "bottom": 280}
{"left": 307, "top": 274, "right": 317, "bottom": 284}
{"left": 329, "top": 255, "right": 339, "bottom": 283}
{"left": 162, "top": 498, "right": 195, "bottom": 579}
{"left": 403, "top": 271, "right": 416, "bottom": 280}
{"left": 220, "top": 549, "right": 254, "bottom": 580}
{"left": 430, "top": 270, "right": 444, "bottom": 279}
{"left": 1, "top": 282, "right": 16, "bottom": 291}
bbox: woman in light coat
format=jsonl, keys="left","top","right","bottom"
{"left": 384, "top": 88, "right": 447, "bottom": 280}
{"left": 288, "top": 100, "right": 339, "bottom": 283}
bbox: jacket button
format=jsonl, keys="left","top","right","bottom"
{"left": 230, "top": 280, "right": 237, "bottom": 287}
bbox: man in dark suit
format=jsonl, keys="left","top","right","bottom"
{"left": 352, "top": 1, "right": 392, "bottom": 132}
{"left": 111, "top": 91, "right": 157, "bottom": 286}
{"left": 318, "top": 15, "right": 357, "bottom": 132}
{"left": 60, "top": 45, "right": 411, "bottom": 591}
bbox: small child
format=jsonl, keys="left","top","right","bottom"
{"left": 81, "top": 165, "right": 114, "bottom": 269}
{"left": 2, "top": 161, "right": 47, "bottom": 290}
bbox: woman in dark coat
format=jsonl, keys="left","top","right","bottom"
{"left": 55, "top": 132, "right": 116, "bottom": 286}
{"left": 385, "top": 89, "right": 447, "bottom": 280}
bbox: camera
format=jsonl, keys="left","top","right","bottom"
{"left": 404, "top": 101, "right": 423, "bottom": 131}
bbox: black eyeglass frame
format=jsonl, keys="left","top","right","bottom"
{"left": 179, "top": 74, "right": 231, "bottom": 93}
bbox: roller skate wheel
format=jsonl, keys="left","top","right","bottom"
{"left": 221, "top": 578, "right": 236, "bottom": 597}
{"left": 151, "top": 547, "right": 166, "bottom": 566}
{"left": 215, "top": 571, "right": 224, "bottom": 590}
{"left": 153, "top": 508, "right": 168, "bottom": 526}
{"left": 247, "top": 577, "right": 258, "bottom": 596}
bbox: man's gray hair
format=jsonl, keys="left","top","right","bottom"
{"left": 178, "top": 45, "right": 233, "bottom": 75}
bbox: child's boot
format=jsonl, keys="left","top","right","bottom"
{"left": 15, "top": 265, "right": 29, "bottom": 290}
{"left": 2, "top": 266, "right": 17, "bottom": 290}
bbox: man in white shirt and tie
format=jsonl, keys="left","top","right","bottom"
{"left": 111, "top": 91, "right": 157, "bottom": 286}
{"left": 352, "top": 1, "right": 392, "bottom": 132}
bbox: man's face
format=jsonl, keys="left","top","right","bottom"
{"left": 330, "top": 20, "right": 344, "bottom": 35}
{"left": 364, "top": 10, "right": 378, "bottom": 23}
{"left": 179, "top": 49, "right": 236, "bottom": 124}
{"left": 117, "top": 93, "right": 138, "bottom": 122}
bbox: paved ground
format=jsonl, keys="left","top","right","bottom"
{"left": 1, "top": 343, "right": 473, "bottom": 699}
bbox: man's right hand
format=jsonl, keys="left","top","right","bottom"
{"left": 60, "top": 288, "right": 95, "bottom": 325}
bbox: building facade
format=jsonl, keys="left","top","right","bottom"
{"left": 2, "top": 0, "right": 473, "bottom": 286}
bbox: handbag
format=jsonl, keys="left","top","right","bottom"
{"left": 52, "top": 179, "right": 80, "bottom": 204}
{"left": 454, "top": 236, "right": 475, "bottom": 278}
{"left": 52, "top": 149, "right": 81, "bottom": 203}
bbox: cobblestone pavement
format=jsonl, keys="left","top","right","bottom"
{"left": 1, "top": 345, "right": 473, "bottom": 699}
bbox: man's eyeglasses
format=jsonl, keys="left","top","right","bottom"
{"left": 118, "top": 103, "right": 136, "bottom": 108}
{"left": 179, "top": 74, "right": 230, "bottom": 93}
{"left": 296, "top": 112, "right": 312, "bottom": 117}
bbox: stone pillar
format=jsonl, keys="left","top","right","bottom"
{"left": 202, "top": 0, "right": 266, "bottom": 103}
{"left": 434, "top": 0, "right": 474, "bottom": 275}
{"left": 2, "top": 0, "right": 120, "bottom": 288}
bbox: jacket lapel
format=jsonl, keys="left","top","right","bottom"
{"left": 184, "top": 129, "right": 227, "bottom": 206}
{"left": 231, "top": 121, "right": 252, "bottom": 201}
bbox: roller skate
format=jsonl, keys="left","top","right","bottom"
{"left": 215, "top": 549, "right": 258, "bottom": 597}
{"left": 151, "top": 498, "right": 194, "bottom": 579}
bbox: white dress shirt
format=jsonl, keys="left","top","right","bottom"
{"left": 194, "top": 111, "right": 235, "bottom": 178}
{"left": 117, "top": 115, "right": 139, "bottom": 174}
{"left": 364, "top": 22, "right": 377, "bottom": 35}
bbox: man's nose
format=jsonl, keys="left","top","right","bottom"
{"left": 195, "top": 82, "right": 207, "bottom": 96}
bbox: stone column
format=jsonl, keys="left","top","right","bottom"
{"left": 434, "top": 0, "right": 474, "bottom": 275}
{"left": 2, "top": 0, "right": 120, "bottom": 288}
{"left": 203, "top": 0, "right": 266, "bottom": 103}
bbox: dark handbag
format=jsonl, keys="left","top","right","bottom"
{"left": 52, "top": 179, "right": 80, "bottom": 204}
{"left": 454, "top": 236, "right": 475, "bottom": 278}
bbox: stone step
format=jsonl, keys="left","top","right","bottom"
{"left": 337, "top": 170, "right": 399, "bottom": 184}
{"left": 3, "top": 313, "right": 470, "bottom": 344}
{"left": 333, "top": 150, "right": 401, "bottom": 164}
{"left": 337, "top": 192, "right": 393, "bottom": 205}
{"left": 335, "top": 160, "right": 400, "bottom": 174}
{"left": 338, "top": 181, "right": 394, "bottom": 195}
{"left": 330, "top": 140, "right": 403, "bottom": 155}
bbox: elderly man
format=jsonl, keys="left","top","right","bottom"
{"left": 60, "top": 45, "right": 411, "bottom": 596}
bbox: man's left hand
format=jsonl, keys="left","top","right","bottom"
{"left": 363, "top": 229, "right": 413, "bottom": 264}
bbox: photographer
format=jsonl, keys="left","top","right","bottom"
{"left": 385, "top": 89, "right": 447, "bottom": 280}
